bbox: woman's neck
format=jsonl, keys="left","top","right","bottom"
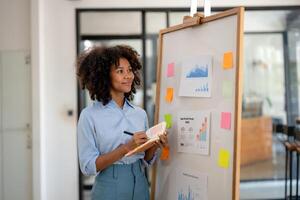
{"left": 111, "top": 92, "right": 125, "bottom": 108}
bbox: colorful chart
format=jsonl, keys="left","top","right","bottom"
{"left": 176, "top": 168, "right": 208, "bottom": 200}
{"left": 178, "top": 111, "right": 210, "bottom": 155}
{"left": 196, "top": 117, "right": 208, "bottom": 142}
{"left": 178, "top": 186, "right": 195, "bottom": 200}
{"left": 178, "top": 56, "right": 212, "bottom": 97}
{"left": 186, "top": 64, "right": 208, "bottom": 78}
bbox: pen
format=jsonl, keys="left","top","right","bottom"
{"left": 123, "top": 131, "right": 134, "bottom": 136}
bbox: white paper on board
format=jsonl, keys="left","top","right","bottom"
{"left": 178, "top": 56, "right": 213, "bottom": 97}
{"left": 190, "top": 0, "right": 198, "bottom": 16}
{"left": 177, "top": 111, "right": 211, "bottom": 155}
{"left": 204, "top": 0, "right": 211, "bottom": 17}
{"left": 176, "top": 167, "right": 208, "bottom": 200}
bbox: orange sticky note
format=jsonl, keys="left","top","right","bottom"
{"left": 218, "top": 149, "right": 230, "bottom": 168}
{"left": 165, "top": 88, "right": 173, "bottom": 103}
{"left": 160, "top": 146, "right": 170, "bottom": 160}
{"left": 223, "top": 52, "right": 233, "bottom": 69}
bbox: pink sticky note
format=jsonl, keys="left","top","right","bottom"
{"left": 221, "top": 112, "right": 231, "bottom": 130}
{"left": 167, "top": 63, "right": 175, "bottom": 77}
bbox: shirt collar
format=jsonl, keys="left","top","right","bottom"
{"left": 124, "top": 98, "right": 135, "bottom": 109}
{"left": 98, "top": 98, "right": 135, "bottom": 110}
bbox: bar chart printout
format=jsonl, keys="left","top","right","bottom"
{"left": 176, "top": 168, "right": 208, "bottom": 200}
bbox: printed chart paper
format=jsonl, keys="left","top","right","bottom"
{"left": 177, "top": 167, "right": 208, "bottom": 200}
{"left": 177, "top": 111, "right": 211, "bottom": 155}
{"left": 179, "top": 56, "right": 212, "bottom": 97}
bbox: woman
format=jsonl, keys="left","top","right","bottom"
{"left": 76, "top": 45, "right": 167, "bottom": 200}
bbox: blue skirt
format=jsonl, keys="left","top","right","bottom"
{"left": 91, "top": 160, "right": 150, "bottom": 200}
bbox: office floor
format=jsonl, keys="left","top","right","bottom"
{"left": 239, "top": 136, "right": 289, "bottom": 199}
{"left": 241, "top": 136, "right": 286, "bottom": 181}
{"left": 240, "top": 154, "right": 286, "bottom": 181}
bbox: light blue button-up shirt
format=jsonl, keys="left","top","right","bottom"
{"left": 77, "top": 99, "right": 156, "bottom": 176}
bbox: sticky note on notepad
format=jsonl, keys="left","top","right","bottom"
{"left": 164, "top": 114, "right": 172, "bottom": 128}
{"left": 223, "top": 52, "right": 233, "bottom": 69}
{"left": 165, "top": 88, "right": 173, "bottom": 103}
{"left": 167, "top": 63, "right": 175, "bottom": 77}
{"left": 221, "top": 112, "right": 231, "bottom": 130}
{"left": 218, "top": 149, "right": 230, "bottom": 168}
{"left": 160, "top": 146, "right": 170, "bottom": 160}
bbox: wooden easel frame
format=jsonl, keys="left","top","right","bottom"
{"left": 151, "top": 7, "right": 244, "bottom": 200}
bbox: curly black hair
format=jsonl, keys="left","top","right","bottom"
{"left": 76, "top": 45, "right": 142, "bottom": 105}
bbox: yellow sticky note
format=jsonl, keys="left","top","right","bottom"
{"left": 160, "top": 146, "right": 170, "bottom": 160}
{"left": 223, "top": 52, "right": 233, "bottom": 69}
{"left": 165, "top": 88, "right": 173, "bottom": 103}
{"left": 218, "top": 149, "right": 230, "bottom": 169}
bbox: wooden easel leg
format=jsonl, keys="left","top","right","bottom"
{"left": 296, "top": 153, "right": 299, "bottom": 200}
{"left": 290, "top": 151, "right": 294, "bottom": 199}
{"left": 284, "top": 147, "right": 289, "bottom": 200}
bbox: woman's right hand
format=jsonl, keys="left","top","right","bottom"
{"left": 124, "top": 131, "right": 148, "bottom": 152}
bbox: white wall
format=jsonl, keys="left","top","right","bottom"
{"left": 0, "top": 0, "right": 31, "bottom": 200}
{"left": 31, "top": 0, "right": 44, "bottom": 199}
{"left": 29, "top": 1, "right": 300, "bottom": 200}
{"left": 0, "top": 0, "right": 30, "bottom": 51}
{"left": 31, "top": 0, "right": 78, "bottom": 199}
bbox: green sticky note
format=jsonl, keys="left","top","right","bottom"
{"left": 222, "top": 80, "right": 233, "bottom": 98}
{"left": 164, "top": 114, "right": 172, "bottom": 128}
{"left": 218, "top": 149, "right": 230, "bottom": 169}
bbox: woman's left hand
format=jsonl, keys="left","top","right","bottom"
{"left": 155, "top": 131, "right": 168, "bottom": 148}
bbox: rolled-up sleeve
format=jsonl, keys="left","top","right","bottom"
{"left": 77, "top": 110, "right": 99, "bottom": 176}
{"left": 142, "top": 151, "right": 158, "bottom": 167}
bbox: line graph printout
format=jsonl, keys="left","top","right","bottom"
{"left": 177, "top": 111, "right": 211, "bottom": 155}
{"left": 178, "top": 56, "right": 213, "bottom": 97}
{"left": 177, "top": 167, "right": 208, "bottom": 200}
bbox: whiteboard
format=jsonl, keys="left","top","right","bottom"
{"left": 151, "top": 8, "right": 244, "bottom": 200}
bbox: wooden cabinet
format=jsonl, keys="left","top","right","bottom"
{"left": 241, "top": 117, "right": 273, "bottom": 166}
{"left": 0, "top": 51, "right": 32, "bottom": 200}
